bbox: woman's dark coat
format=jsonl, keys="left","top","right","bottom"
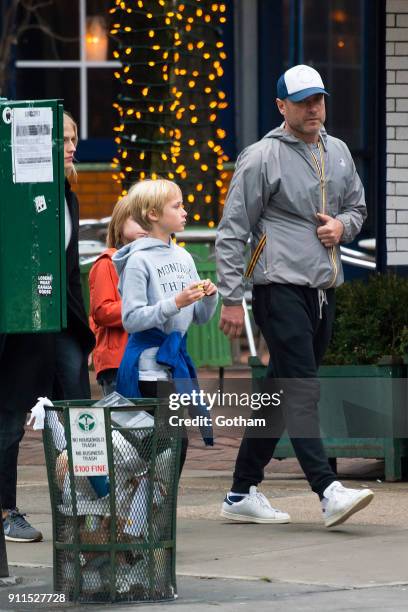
{"left": 0, "top": 180, "right": 95, "bottom": 413}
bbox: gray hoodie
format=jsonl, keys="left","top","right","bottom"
{"left": 215, "top": 126, "right": 367, "bottom": 305}
{"left": 113, "top": 237, "right": 218, "bottom": 379}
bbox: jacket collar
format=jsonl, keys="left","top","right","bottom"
{"left": 265, "top": 123, "right": 328, "bottom": 151}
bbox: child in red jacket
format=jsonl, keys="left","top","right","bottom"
{"left": 89, "top": 197, "right": 147, "bottom": 395}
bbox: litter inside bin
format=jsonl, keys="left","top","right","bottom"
{"left": 40, "top": 395, "right": 179, "bottom": 603}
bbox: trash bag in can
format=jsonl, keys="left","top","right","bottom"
{"left": 42, "top": 394, "right": 181, "bottom": 604}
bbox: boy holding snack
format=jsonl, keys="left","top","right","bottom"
{"left": 113, "top": 179, "right": 218, "bottom": 471}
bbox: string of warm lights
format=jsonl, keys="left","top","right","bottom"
{"left": 109, "top": 0, "right": 229, "bottom": 227}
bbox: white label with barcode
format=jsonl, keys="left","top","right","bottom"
{"left": 12, "top": 107, "right": 53, "bottom": 183}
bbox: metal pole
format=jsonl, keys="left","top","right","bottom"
{"left": 242, "top": 298, "right": 257, "bottom": 357}
{"left": 79, "top": 0, "right": 87, "bottom": 139}
{"left": 0, "top": 334, "right": 8, "bottom": 577}
{"left": 0, "top": 506, "right": 9, "bottom": 578}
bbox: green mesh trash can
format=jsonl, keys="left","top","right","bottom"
{"left": 43, "top": 398, "right": 181, "bottom": 604}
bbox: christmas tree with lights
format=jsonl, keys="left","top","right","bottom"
{"left": 110, "top": 0, "right": 228, "bottom": 226}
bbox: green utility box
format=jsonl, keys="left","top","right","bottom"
{"left": 185, "top": 243, "right": 232, "bottom": 371}
{"left": 0, "top": 99, "right": 66, "bottom": 333}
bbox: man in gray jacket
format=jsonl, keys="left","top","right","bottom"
{"left": 216, "top": 64, "right": 374, "bottom": 528}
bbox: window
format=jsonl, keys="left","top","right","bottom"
{"left": 15, "top": 0, "right": 120, "bottom": 141}
{"left": 301, "top": 0, "right": 364, "bottom": 149}
{"left": 259, "top": 0, "right": 381, "bottom": 241}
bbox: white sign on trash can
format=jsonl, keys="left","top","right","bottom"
{"left": 69, "top": 408, "right": 109, "bottom": 476}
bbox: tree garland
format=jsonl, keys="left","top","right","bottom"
{"left": 110, "top": 0, "right": 228, "bottom": 226}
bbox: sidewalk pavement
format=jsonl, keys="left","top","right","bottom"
{"left": 2, "top": 463, "right": 408, "bottom": 611}
{"left": 1, "top": 369, "right": 408, "bottom": 610}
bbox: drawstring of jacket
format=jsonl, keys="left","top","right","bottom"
{"left": 318, "top": 288, "right": 328, "bottom": 320}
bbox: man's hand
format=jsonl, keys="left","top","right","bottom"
{"left": 316, "top": 213, "right": 344, "bottom": 247}
{"left": 219, "top": 304, "right": 244, "bottom": 338}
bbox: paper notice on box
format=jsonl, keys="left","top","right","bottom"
{"left": 12, "top": 107, "right": 53, "bottom": 183}
{"left": 69, "top": 408, "right": 109, "bottom": 477}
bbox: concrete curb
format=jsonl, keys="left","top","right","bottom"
{"left": 0, "top": 576, "right": 23, "bottom": 587}
{"left": 178, "top": 572, "right": 408, "bottom": 590}
{"left": 8, "top": 562, "right": 52, "bottom": 568}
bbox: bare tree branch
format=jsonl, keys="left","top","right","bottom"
{"left": 20, "top": 0, "right": 54, "bottom": 12}
{"left": 16, "top": 23, "right": 77, "bottom": 43}
{"left": 0, "top": 0, "right": 79, "bottom": 95}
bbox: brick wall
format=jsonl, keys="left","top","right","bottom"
{"left": 386, "top": 0, "right": 408, "bottom": 265}
{"left": 70, "top": 168, "right": 122, "bottom": 219}
{"left": 70, "top": 165, "right": 232, "bottom": 223}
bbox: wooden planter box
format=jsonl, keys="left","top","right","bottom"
{"left": 249, "top": 356, "right": 408, "bottom": 481}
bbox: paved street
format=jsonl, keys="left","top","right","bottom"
{"left": 1, "top": 370, "right": 408, "bottom": 611}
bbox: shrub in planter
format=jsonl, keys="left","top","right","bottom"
{"left": 323, "top": 274, "right": 408, "bottom": 366}
{"left": 250, "top": 274, "right": 408, "bottom": 480}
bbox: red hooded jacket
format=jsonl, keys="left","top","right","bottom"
{"left": 89, "top": 248, "right": 128, "bottom": 376}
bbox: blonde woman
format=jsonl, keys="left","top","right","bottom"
{"left": 53, "top": 112, "right": 95, "bottom": 399}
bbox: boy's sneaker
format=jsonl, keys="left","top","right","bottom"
{"left": 220, "top": 486, "right": 291, "bottom": 524}
{"left": 3, "top": 508, "right": 43, "bottom": 542}
{"left": 322, "top": 481, "right": 374, "bottom": 528}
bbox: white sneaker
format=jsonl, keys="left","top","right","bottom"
{"left": 220, "top": 486, "right": 291, "bottom": 524}
{"left": 322, "top": 481, "right": 374, "bottom": 528}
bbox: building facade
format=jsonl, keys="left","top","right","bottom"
{"left": 2, "top": 0, "right": 407, "bottom": 271}
{"left": 386, "top": 0, "right": 408, "bottom": 268}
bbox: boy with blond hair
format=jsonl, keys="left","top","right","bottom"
{"left": 113, "top": 179, "right": 217, "bottom": 471}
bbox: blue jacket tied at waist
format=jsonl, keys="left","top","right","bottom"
{"left": 116, "top": 328, "right": 213, "bottom": 445}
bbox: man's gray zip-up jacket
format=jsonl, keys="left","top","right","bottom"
{"left": 215, "top": 126, "right": 367, "bottom": 305}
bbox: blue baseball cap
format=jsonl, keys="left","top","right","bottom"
{"left": 277, "top": 65, "right": 329, "bottom": 102}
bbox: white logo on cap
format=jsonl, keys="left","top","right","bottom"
{"left": 297, "top": 67, "right": 316, "bottom": 85}
{"left": 284, "top": 64, "right": 325, "bottom": 95}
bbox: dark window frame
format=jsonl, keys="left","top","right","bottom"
{"left": 258, "top": 0, "right": 386, "bottom": 269}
